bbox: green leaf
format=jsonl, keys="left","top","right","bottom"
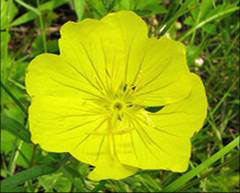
{"left": 158, "top": 0, "right": 195, "bottom": 36}
{"left": 0, "top": 185, "right": 25, "bottom": 193}
{"left": 199, "top": 0, "right": 213, "bottom": 20}
{"left": 179, "top": 5, "right": 240, "bottom": 41}
{"left": 1, "top": 79, "right": 28, "bottom": 115}
{"left": 32, "top": 37, "right": 59, "bottom": 55}
{"left": 138, "top": 173, "right": 162, "bottom": 191}
{"left": 162, "top": 136, "right": 240, "bottom": 192}
{"left": 202, "top": 23, "right": 216, "bottom": 35}
{"left": 0, "top": 31, "right": 10, "bottom": 78}
{"left": 91, "top": 181, "right": 106, "bottom": 192}
{"left": 180, "top": 153, "right": 239, "bottom": 192}
{"left": 62, "top": 166, "right": 85, "bottom": 192}
{"left": 38, "top": 172, "right": 72, "bottom": 192}
{"left": 11, "top": 0, "right": 69, "bottom": 27}
{"left": 117, "top": 0, "right": 132, "bottom": 10}
{"left": 16, "top": 143, "right": 33, "bottom": 168}
{"left": 14, "top": 0, "right": 41, "bottom": 16}
{"left": 88, "top": 0, "right": 107, "bottom": 18}
{"left": 54, "top": 173, "right": 72, "bottom": 192}
{"left": 135, "top": 0, "right": 163, "bottom": 10}
{"left": 74, "top": 0, "right": 85, "bottom": 21}
{"left": 144, "top": 4, "right": 167, "bottom": 14}
{"left": 1, "top": 165, "right": 58, "bottom": 191}
{"left": 184, "top": 16, "right": 194, "bottom": 26}
{"left": 0, "top": 130, "right": 16, "bottom": 154}
{"left": 1, "top": 113, "right": 31, "bottom": 143}
{"left": 0, "top": 0, "right": 18, "bottom": 30}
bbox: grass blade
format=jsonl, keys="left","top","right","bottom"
{"left": 162, "top": 136, "right": 239, "bottom": 192}
{"left": 11, "top": 0, "right": 69, "bottom": 27}
{"left": 36, "top": 0, "right": 47, "bottom": 53}
{"left": 158, "top": 0, "right": 194, "bottom": 36}
{"left": 74, "top": 0, "right": 85, "bottom": 21}
{"left": 1, "top": 113, "right": 31, "bottom": 143}
{"left": 0, "top": 79, "right": 27, "bottom": 115}
{"left": 1, "top": 165, "right": 58, "bottom": 190}
{"left": 179, "top": 6, "right": 240, "bottom": 41}
{"left": 179, "top": 153, "right": 239, "bottom": 191}
{"left": 14, "top": 0, "right": 41, "bottom": 16}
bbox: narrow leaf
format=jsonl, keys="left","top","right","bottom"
{"left": 1, "top": 165, "right": 58, "bottom": 190}
{"left": 179, "top": 6, "right": 240, "bottom": 41}
{"left": 14, "top": 0, "right": 41, "bottom": 16}
{"left": 162, "top": 136, "right": 239, "bottom": 192}
{"left": 1, "top": 113, "right": 31, "bottom": 143}
{"left": 74, "top": 0, "right": 85, "bottom": 21}
{"left": 11, "top": 0, "right": 69, "bottom": 27}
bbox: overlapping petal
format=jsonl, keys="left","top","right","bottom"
{"left": 114, "top": 113, "right": 191, "bottom": 171}
{"left": 59, "top": 11, "right": 191, "bottom": 105}
{"left": 149, "top": 73, "right": 208, "bottom": 137}
{"left": 29, "top": 96, "right": 138, "bottom": 179}
{"left": 59, "top": 11, "right": 148, "bottom": 94}
{"left": 115, "top": 73, "right": 207, "bottom": 171}
{"left": 131, "top": 37, "right": 192, "bottom": 106}
{"left": 88, "top": 150, "right": 137, "bottom": 180}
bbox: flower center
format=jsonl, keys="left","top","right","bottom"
{"left": 111, "top": 100, "right": 125, "bottom": 112}
{"left": 113, "top": 102, "right": 123, "bottom": 111}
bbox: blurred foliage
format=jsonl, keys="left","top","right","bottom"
{"left": 0, "top": 0, "right": 239, "bottom": 192}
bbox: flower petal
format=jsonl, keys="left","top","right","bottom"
{"left": 114, "top": 116, "right": 191, "bottom": 171}
{"left": 29, "top": 95, "right": 137, "bottom": 180}
{"left": 29, "top": 96, "right": 109, "bottom": 166}
{"left": 26, "top": 54, "right": 104, "bottom": 100}
{"left": 132, "top": 37, "right": 192, "bottom": 106}
{"left": 115, "top": 73, "right": 207, "bottom": 171}
{"left": 59, "top": 11, "right": 148, "bottom": 94}
{"left": 88, "top": 152, "right": 137, "bottom": 181}
{"left": 149, "top": 73, "right": 208, "bottom": 137}
{"left": 101, "top": 11, "right": 148, "bottom": 85}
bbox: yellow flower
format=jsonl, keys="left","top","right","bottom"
{"left": 26, "top": 11, "right": 207, "bottom": 181}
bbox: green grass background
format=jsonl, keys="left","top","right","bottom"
{"left": 0, "top": 0, "right": 239, "bottom": 192}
